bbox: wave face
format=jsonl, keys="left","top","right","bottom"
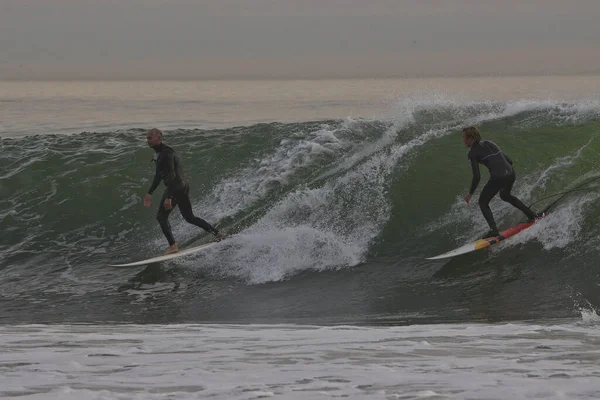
{"left": 1, "top": 99, "right": 600, "bottom": 324}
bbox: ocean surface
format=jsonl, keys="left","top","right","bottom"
{"left": 1, "top": 76, "right": 600, "bottom": 399}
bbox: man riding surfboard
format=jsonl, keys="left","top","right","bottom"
{"left": 144, "top": 128, "right": 225, "bottom": 254}
{"left": 462, "top": 126, "right": 542, "bottom": 238}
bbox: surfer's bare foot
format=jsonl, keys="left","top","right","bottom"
{"left": 164, "top": 244, "right": 179, "bottom": 255}
{"left": 527, "top": 212, "right": 545, "bottom": 222}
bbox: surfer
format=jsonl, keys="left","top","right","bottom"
{"left": 143, "top": 128, "right": 225, "bottom": 254}
{"left": 461, "top": 126, "right": 541, "bottom": 238}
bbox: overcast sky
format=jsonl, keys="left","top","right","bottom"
{"left": 1, "top": 0, "right": 599, "bottom": 79}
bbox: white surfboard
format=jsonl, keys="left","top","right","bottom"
{"left": 426, "top": 239, "right": 495, "bottom": 260}
{"left": 426, "top": 213, "right": 548, "bottom": 260}
{"left": 108, "top": 241, "right": 220, "bottom": 267}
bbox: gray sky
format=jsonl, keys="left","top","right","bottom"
{"left": 1, "top": 0, "right": 599, "bottom": 79}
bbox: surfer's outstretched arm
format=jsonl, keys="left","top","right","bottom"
{"left": 161, "top": 149, "right": 179, "bottom": 199}
{"left": 144, "top": 162, "right": 161, "bottom": 207}
{"left": 147, "top": 166, "right": 161, "bottom": 196}
{"left": 468, "top": 156, "right": 480, "bottom": 195}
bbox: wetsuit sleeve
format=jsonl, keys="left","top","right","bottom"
{"left": 147, "top": 162, "right": 161, "bottom": 195}
{"left": 469, "top": 155, "right": 480, "bottom": 194}
{"left": 163, "top": 150, "right": 179, "bottom": 199}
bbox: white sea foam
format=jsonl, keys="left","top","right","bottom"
{"left": 1, "top": 319, "right": 599, "bottom": 400}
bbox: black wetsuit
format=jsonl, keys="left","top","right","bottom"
{"left": 148, "top": 143, "right": 219, "bottom": 245}
{"left": 468, "top": 140, "right": 536, "bottom": 233}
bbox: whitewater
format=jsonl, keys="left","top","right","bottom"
{"left": 1, "top": 76, "right": 600, "bottom": 399}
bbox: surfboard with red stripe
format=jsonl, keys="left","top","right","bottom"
{"left": 426, "top": 212, "right": 548, "bottom": 260}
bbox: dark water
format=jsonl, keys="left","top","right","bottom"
{"left": 1, "top": 100, "right": 599, "bottom": 325}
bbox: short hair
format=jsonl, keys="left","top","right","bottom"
{"left": 462, "top": 126, "right": 481, "bottom": 142}
{"left": 147, "top": 128, "right": 162, "bottom": 138}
